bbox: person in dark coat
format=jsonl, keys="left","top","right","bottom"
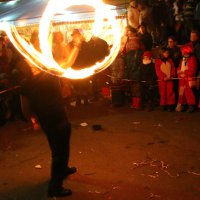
{"left": 167, "top": 36, "right": 182, "bottom": 69}
{"left": 167, "top": 36, "right": 182, "bottom": 103}
{"left": 69, "top": 29, "right": 91, "bottom": 106}
{"left": 123, "top": 27, "right": 143, "bottom": 108}
{"left": 139, "top": 51, "right": 157, "bottom": 110}
{"left": 87, "top": 35, "right": 110, "bottom": 101}
{"left": 189, "top": 30, "right": 200, "bottom": 108}
{"left": 176, "top": 44, "right": 197, "bottom": 112}
{"left": 138, "top": 22, "right": 153, "bottom": 51}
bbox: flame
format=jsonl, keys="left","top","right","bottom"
{"left": 0, "top": 0, "right": 122, "bottom": 79}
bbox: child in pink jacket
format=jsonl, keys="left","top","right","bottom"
{"left": 155, "top": 47, "right": 176, "bottom": 111}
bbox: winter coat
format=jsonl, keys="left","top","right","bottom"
{"left": 140, "top": 61, "right": 157, "bottom": 84}
{"left": 177, "top": 54, "right": 197, "bottom": 87}
{"left": 155, "top": 58, "right": 176, "bottom": 80}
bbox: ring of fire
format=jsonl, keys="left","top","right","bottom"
{"left": 0, "top": 0, "right": 122, "bottom": 79}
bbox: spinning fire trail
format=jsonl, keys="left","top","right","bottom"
{"left": 0, "top": 0, "right": 123, "bottom": 79}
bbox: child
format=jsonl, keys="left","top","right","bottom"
{"left": 140, "top": 51, "right": 157, "bottom": 111}
{"left": 176, "top": 44, "right": 197, "bottom": 112}
{"left": 155, "top": 47, "right": 176, "bottom": 111}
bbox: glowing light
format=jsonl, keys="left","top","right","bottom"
{"left": 0, "top": 0, "right": 122, "bottom": 79}
{"left": 6, "top": 0, "right": 20, "bottom": 6}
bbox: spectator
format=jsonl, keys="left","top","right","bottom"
{"left": 182, "top": 0, "right": 197, "bottom": 43}
{"left": 120, "top": 25, "right": 132, "bottom": 56}
{"left": 151, "top": 0, "right": 166, "bottom": 46}
{"left": 194, "top": 1, "right": 200, "bottom": 30}
{"left": 189, "top": 30, "right": 200, "bottom": 107}
{"left": 138, "top": 22, "right": 153, "bottom": 51}
{"left": 69, "top": 29, "right": 90, "bottom": 106}
{"left": 155, "top": 46, "right": 176, "bottom": 111}
{"left": 52, "top": 31, "right": 71, "bottom": 66}
{"left": 0, "top": 35, "right": 9, "bottom": 79}
{"left": 52, "top": 31, "right": 72, "bottom": 104}
{"left": 176, "top": 44, "right": 197, "bottom": 112}
{"left": 173, "top": 0, "right": 184, "bottom": 23}
{"left": 87, "top": 36, "right": 110, "bottom": 101}
{"left": 10, "top": 48, "right": 40, "bottom": 129}
{"left": 109, "top": 52, "right": 125, "bottom": 85}
{"left": 172, "top": 0, "right": 185, "bottom": 45}
{"left": 123, "top": 27, "right": 143, "bottom": 108}
{"left": 0, "top": 34, "right": 25, "bottom": 122}
{"left": 189, "top": 30, "right": 200, "bottom": 68}
{"left": 167, "top": 35, "right": 182, "bottom": 103}
{"left": 138, "top": 0, "right": 154, "bottom": 35}
{"left": 167, "top": 36, "right": 182, "bottom": 69}
{"left": 139, "top": 51, "right": 157, "bottom": 111}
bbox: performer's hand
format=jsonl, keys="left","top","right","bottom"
{"left": 73, "top": 34, "right": 84, "bottom": 48}
{"left": 25, "top": 59, "right": 41, "bottom": 76}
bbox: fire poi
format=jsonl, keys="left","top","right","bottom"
{"left": 0, "top": 0, "right": 122, "bottom": 79}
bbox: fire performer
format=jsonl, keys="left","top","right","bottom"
{"left": 17, "top": 31, "right": 83, "bottom": 198}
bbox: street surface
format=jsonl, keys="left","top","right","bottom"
{"left": 0, "top": 99, "right": 200, "bottom": 200}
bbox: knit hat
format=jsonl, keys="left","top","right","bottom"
{"left": 180, "top": 44, "right": 193, "bottom": 55}
{"left": 143, "top": 51, "right": 151, "bottom": 58}
{"left": 142, "top": 51, "right": 152, "bottom": 64}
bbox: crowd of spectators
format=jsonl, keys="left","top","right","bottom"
{"left": 0, "top": 33, "right": 24, "bottom": 125}
{"left": 109, "top": 0, "right": 200, "bottom": 112}
{"left": 0, "top": 32, "right": 42, "bottom": 128}
{"left": 127, "top": 0, "right": 200, "bottom": 45}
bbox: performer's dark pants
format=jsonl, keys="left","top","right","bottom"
{"left": 21, "top": 73, "right": 72, "bottom": 192}
{"left": 36, "top": 110, "right": 71, "bottom": 189}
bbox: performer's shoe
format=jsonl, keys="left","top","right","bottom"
{"left": 63, "top": 166, "right": 77, "bottom": 179}
{"left": 48, "top": 187, "right": 72, "bottom": 198}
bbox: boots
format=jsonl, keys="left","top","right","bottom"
{"left": 187, "top": 105, "right": 195, "bottom": 113}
